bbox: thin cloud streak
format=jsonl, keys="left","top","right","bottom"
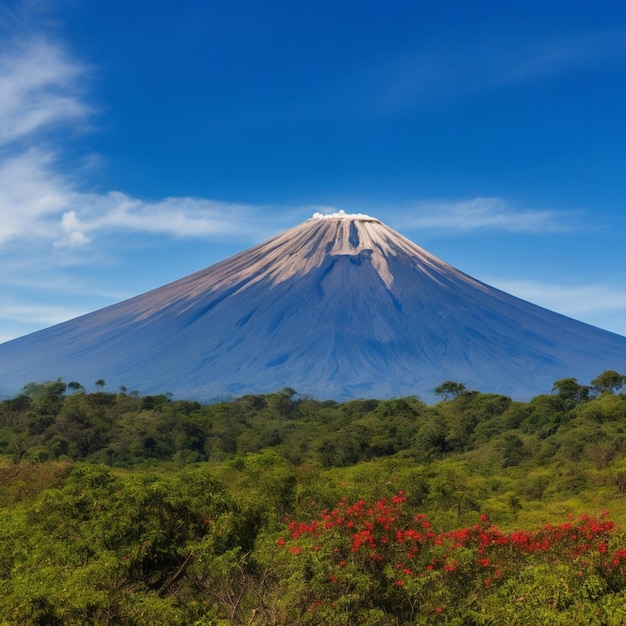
{"left": 489, "top": 279, "right": 626, "bottom": 316}
{"left": 55, "top": 194, "right": 267, "bottom": 248}
{"left": 397, "top": 198, "right": 577, "bottom": 234}
{"left": 0, "top": 302, "right": 91, "bottom": 327}
{"left": 503, "top": 28, "right": 626, "bottom": 85}
{"left": 0, "top": 297, "right": 96, "bottom": 345}
{"left": 375, "top": 27, "right": 626, "bottom": 111}
{"left": 0, "top": 147, "right": 284, "bottom": 250}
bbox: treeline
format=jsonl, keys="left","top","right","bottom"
{"left": 1, "top": 372, "right": 626, "bottom": 471}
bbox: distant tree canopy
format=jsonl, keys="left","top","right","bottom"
{"left": 551, "top": 377, "right": 590, "bottom": 407}
{"left": 67, "top": 381, "right": 84, "bottom": 393}
{"left": 0, "top": 370, "right": 622, "bottom": 469}
{"left": 592, "top": 370, "right": 626, "bottom": 395}
{"left": 434, "top": 380, "right": 467, "bottom": 401}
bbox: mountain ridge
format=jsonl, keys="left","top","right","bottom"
{"left": 1, "top": 213, "right": 625, "bottom": 401}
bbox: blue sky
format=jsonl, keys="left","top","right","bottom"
{"left": 1, "top": 0, "right": 625, "bottom": 343}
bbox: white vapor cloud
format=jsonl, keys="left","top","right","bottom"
{"left": 0, "top": 38, "right": 91, "bottom": 146}
{"left": 0, "top": 145, "right": 277, "bottom": 251}
{"left": 0, "top": 300, "right": 94, "bottom": 345}
{"left": 0, "top": 149, "right": 73, "bottom": 245}
{"left": 55, "top": 193, "right": 262, "bottom": 247}
{"left": 398, "top": 197, "right": 576, "bottom": 234}
{"left": 0, "top": 36, "right": 275, "bottom": 252}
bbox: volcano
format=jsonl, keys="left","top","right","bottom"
{"left": 1, "top": 212, "right": 626, "bottom": 401}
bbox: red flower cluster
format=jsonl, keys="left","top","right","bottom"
{"left": 277, "top": 492, "right": 626, "bottom": 594}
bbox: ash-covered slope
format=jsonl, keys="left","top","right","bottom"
{"left": 1, "top": 213, "right": 626, "bottom": 401}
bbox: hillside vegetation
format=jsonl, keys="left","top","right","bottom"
{"left": 2, "top": 372, "right": 626, "bottom": 624}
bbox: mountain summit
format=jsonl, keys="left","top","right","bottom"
{"left": 1, "top": 212, "right": 626, "bottom": 400}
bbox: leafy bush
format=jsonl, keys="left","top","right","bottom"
{"left": 266, "top": 493, "right": 626, "bottom": 625}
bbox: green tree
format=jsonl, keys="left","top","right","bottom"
{"left": 551, "top": 377, "right": 590, "bottom": 407}
{"left": 591, "top": 370, "right": 626, "bottom": 396}
{"left": 67, "top": 381, "right": 84, "bottom": 394}
{"left": 435, "top": 381, "right": 467, "bottom": 401}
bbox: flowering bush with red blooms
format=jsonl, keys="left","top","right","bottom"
{"left": 273, "top": 493, "right": 626, "bottom": 625}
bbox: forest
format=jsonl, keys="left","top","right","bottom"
{"left": 2, "top": 371, "right": 626, "bottom": 624}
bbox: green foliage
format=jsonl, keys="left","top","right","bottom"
{"left": 592, "top": 370, "right": 626, "bottom": 396}
{"left": 0, "top": 463, "right": 260, "bottom": 624}
{"left": 434, "top": 380, "right": 467, "bottom": 401}
{"left": 1, "top": 371, "right": 626, "bottom": 622}
{"left": 265, "top": 493, "right": 626, "bottom": 624}
{"left": 552, "top": 377, "right": 591, "bottom": 408}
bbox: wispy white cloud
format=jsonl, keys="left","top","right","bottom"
{"left": 0, "top": 32, "right": 589, "bottom": 254}
{"left": 375, "top": 27, "right": 626, "bottom": 110}
{"left": 0, "top": 301, "right": 91, "bottom": 327}
{"left": 0, "top": 35, "right": 284, "bottom": 253}
{"left": 0, "top": 30, "right": 299, "bottom": 342}
{"left": 484, "top": 277, "right": 626, "bottom": 337}
{"left": 54, "top": 193, "right": 268, "bottom": 248}
{"left": 0, "top": 149, "right": 74, "bottom": 245}
{"left": 0, "top": 146, "right": 286, "bottom": 251}
{"left": 0, "top": 37, "right": 91, "bottom": 146}
{"left": 0, "top": 294, "right": 96, "bottom": 344}
{"left": 488, "top": 278, "right": 626, "bottom": 318}
{"left": 397, "top": 197, "right": 579, "bottom": 234}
